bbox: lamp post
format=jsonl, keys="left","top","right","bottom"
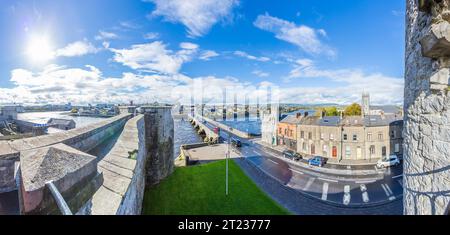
{"left": 226, "top": 132, "right": 230, "bottom": 196}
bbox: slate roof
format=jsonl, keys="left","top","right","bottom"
{"left": 370, "top": 105, "right": 402, "bottom": 114}
{"left": 47, "top": 118, "right": 75, "bottom": 126}
{"left": 297, "top": 115, "right": 403, "bottom": 127}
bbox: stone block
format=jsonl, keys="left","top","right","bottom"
{"left": 19, "top": 143, "right": 98, "bottom": 214}
{"left": 429, "top": 68, "right": 450, "bottom": 85}
{"left": 421, "top": 21, "right": 450, "bottom": 59}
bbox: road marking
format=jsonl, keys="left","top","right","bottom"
{"left": 360, "top": 184, "right": 370, "bottom": 203}
{"left": 321, "top": 183, "right": 329, "bottom": 201}
{"left": 392, "top": 174, "right": 403, "bottom": 179}
{"left": 397, "top": 179, "right": 403, "bottom": 188}
{"left": 343, "top": 185, "right": 352, "bottom": 205}
{"left": 381, "top": 183, "right": 393, "bottom": 198}
{"left": 289, "top": 168, "right": 304, "bottom": 175}
{"left": 344, "top": 185, "right": 351, "bottom": 194}
{"left": 318, "top": 177, "right": 338, "bottom": 183}
{"left": 267, "top": 159, "right": 279, "bottom": 165}
{"left": 303, "top": 178, "right": 315, "bottom": 191}
{"left": 389, "top": 196, "right": 396, "bottom": 201}
{"left": 385, "top": 184, "right": 394, "bottom": 195}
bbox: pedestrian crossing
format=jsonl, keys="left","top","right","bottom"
{"left": 321, "top": 183, "right": 329, "bottom": 201}
{"left": 287, "top": 175, "right": 403, "bottom": 206}
{"left": 381, "top": 183, "right": 396, "bottom": 201}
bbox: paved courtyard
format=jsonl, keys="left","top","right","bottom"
{"left": 185, "top": 143, "right": 240, "bottom": 164}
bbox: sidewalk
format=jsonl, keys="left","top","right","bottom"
{"left": 251, "top": 139, "right": 385, "bottom": 179}
{"left": 253, "top": 139, "right": 378, "bottom": 166}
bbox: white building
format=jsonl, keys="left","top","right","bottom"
{"left": 261, "top": 103, "right": 279, "bottom": 146}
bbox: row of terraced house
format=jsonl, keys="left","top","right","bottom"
{"left": 263, "top": 94, "right": 404, "bottom": 161}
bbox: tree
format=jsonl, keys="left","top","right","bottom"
{"left": 344, "top": 103, "right": 362, "bottom": 116}
{"left": 316, "top": 106, "right": 339, "bottom": 117}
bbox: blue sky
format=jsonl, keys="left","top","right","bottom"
{"left": 0, "top": 0, "right": 405, "bottom": 105}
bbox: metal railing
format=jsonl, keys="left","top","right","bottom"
{"left": 46, "top": 181, "right": 72, "bottom": 215}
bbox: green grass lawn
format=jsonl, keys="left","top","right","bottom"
{"left": 142, "top": 160, "right": 290, "bottom": 215}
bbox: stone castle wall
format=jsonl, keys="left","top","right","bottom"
{"left": 0, "top": 114, "right": 132, "bottom": 193}
{"left": 404, "top": 0, "right": 450, "bottom": 215}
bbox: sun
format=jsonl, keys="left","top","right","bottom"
{"left": 26, "top": 35, "right": 54, "bottom": 64}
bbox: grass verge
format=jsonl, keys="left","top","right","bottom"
{"left": 143, "top": 160, "right": 290, "bottom": 215}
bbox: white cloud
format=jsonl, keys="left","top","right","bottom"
{"left": 199, "top": 50, "right": 219, "bottom": 60}
{"left": 110, "top": 41, "right": 199, "bottom": 74}
{"left": 95, "top": 31, "right": 118, "bottom": 40}
{"left": 144, "top": 32, "right": 159, "bottom": 40}
{"left": 286, "top": 59, "right": 404, "bottom": 105}
{"left": 55, "top": 40, "right": 100, "bottom": 57}
{"left": 252, "top": 70, "right": 270, "bottom": 78}
{"left": 179, "top": 42, "right": 199, "bottom": 50}
{"left": 234, "top": 51, "right": 270, "bottom": 62}
{"left": 0, "top": 61, "right": 403, "bottom": 106}
{"left": 254, "top": 13, "right": 336, "bottom": 57}
{"left": 147, "top": 0, "right": 239, "bottom": 37}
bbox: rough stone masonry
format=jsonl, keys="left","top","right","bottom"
{"left": 143, "top": 106, "right": 174, "bottom": 186}
{"left": 405, "top": 0, "right": 450, "bottom": 215}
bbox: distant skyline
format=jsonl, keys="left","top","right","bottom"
{"left": 0, "top": 0, "right": 405, "bottom": 106}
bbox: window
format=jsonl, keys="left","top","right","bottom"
{"left": 343, "top": 134, "right": 348, "bottom": 141}
{"left": 382, "top": 146, "right": 387, "bottom": 158}
{"left": 301, "top": 131, "right": 305, "bottom": 139}
{"left": 302, "top": 143, "right": 307, "bottom": 151}
{"left": 320, "top": 133, "right": 324, "bottom": 140}
{"left": 391, "top": 131, "right": 396, "bottom": 138}
{"left": 370, "top": 145, "right": 375, "bottom": 155}
{"left": 308, "top": 132, "right": 312, "bottom": 140}
{"left": 332, "top": 146, "right": 337, "bottom": 158}
{"left": 311, "top": 144, "right": 315, "bottom": 155}
{"left": 395, "top": 144, "right": 400, "bottom": 153}
{"left": 279, "top": 128, "right": 282, "bottom": 134}
{"left": 323, "top": 145, "right": 328, "bottom": 157}
{"left": 330, "top": 134, "right": 334, "bottom": 140}
{"left": 367, "top": 133, "right": 372, "bottom": 141}
{"left": 353, "top": 134, "right": 357, "bottom": 141}
{"left": 284, "top": 129, "right": 288, "bottom": 135}
{"left": 290, "top": 130, "right": 293, "bottom": 137}
{"left": 378, "top": 133, "right": 383, "bottom": 140}
{"left": 345, "top": 146, "right": 351, "bottom": 159}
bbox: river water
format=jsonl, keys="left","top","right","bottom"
{"left": 17, "top": 112, "right": 207, "bottom": 159}
{"left": 17, "top": 111, "right": 105, "bottom": 128}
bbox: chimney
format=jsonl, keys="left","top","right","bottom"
{"left": 381, "top": 111, "right": 385, "bottom": 120}
{"left": 320, "top": 110, "right": 326, "bottom": 119}
{"left": 296, "top": 112, "right": 302, "bottom": 119}
{"left": 304, "top": 111, "right": 309, "bottom": 117}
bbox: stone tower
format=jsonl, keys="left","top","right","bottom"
{"left": 404, "top": 0, "right": 450, "bottom": 215}
{"left": 142, "top": 105, "right": 174, "bottom": 186}
{"left": 361, "top": 92, "right": 370, "bottom": 117}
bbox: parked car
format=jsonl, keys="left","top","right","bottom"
{"left": 282, "top": 150, "right": 302, "bottom": 161}
{"left": 377, "top": 155, "right": 400, "bottom": 168}
{"left": 231, "top": 137, "right": 242, "bottom": 148}
{"left": 308, "top": 156, "right": 327, "bottom": 167}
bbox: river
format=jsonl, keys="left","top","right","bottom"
{"left": 17, "top": 112, "right": 207, "bottom": 159}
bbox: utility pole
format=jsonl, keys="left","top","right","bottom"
{"left": 226, "top": 133, "right": 230, "bottom": 196}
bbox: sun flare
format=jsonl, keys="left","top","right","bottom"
{"left": 26, "top": 35, "right": 54, "bottom": 64}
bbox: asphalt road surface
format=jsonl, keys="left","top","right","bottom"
{"left": 204, "top": 120, "right": 403, "bottom": 207}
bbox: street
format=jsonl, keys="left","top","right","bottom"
{"left": 204, "top": 119, "right": 403, "bottom": 207}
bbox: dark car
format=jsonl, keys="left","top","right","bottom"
{"left": 231, "top": 138, "right": 242, "bottom": 148}
{"left": 283, "top": 150, "right": 302, "bottom": 161}
{"left": 308, "top": 156, "right": 327, "bottom": 167}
